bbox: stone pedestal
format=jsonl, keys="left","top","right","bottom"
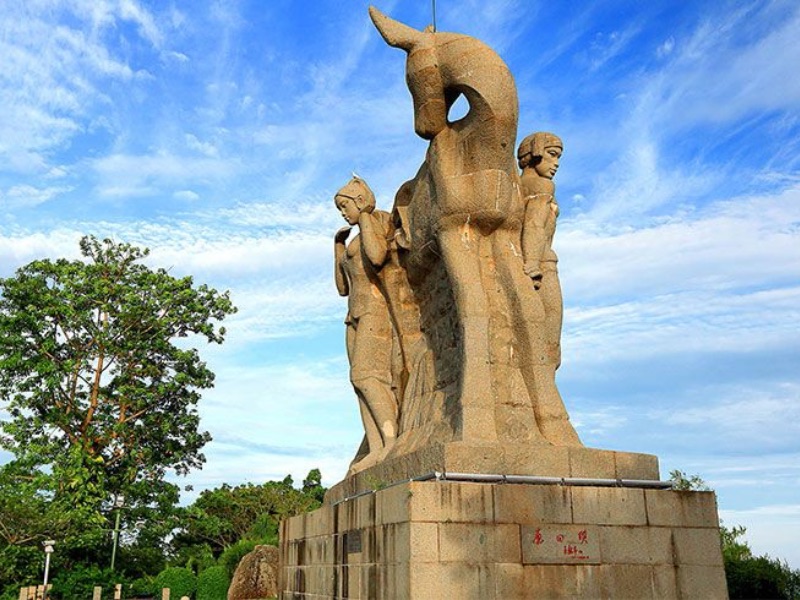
{"left": 326, "top": 443, "right": 659, "bottom": 504}
{"left": 280, "top": 480, "right": 728, "bottom": 599}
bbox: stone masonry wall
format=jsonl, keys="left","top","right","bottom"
{"left": 280, "top": 480, "right": 728, "bottom": 599}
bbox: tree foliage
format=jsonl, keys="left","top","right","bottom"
{"left": 0, "top": 236, "right": 236, "bottom": 591}
{"left": 0, "top": 236, "right": 236, "bottom": 499}
{"left": 722, "top": 524, "right": 800, "bottom": 600}
{"left": 174, "top": 472, "right": 324, "bottom": 558}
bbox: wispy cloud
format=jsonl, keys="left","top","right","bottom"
{"left": 91, "top": 152, "right": 238, "bottom": 198}
{"left": 0, "top": 2, "right": 163, "bottom": 176}
{"left": 1, "top": 184, "right": 72, "bottom": 208}
{"left": 560, "top": 186, "right": 800, "bottom": 302}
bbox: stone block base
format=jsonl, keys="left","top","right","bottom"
{"left": 325, "top": 443, "right": 659, "bottom": 504}
{"left": 280, "top": 480, "right": 728, "bottom": 599}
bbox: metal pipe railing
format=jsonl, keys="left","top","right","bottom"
{"left": 332, "top": 470, "right": 673, "bottom": 505}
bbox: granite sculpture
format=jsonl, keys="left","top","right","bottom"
{"left": 334, "top": 177, "right": 398, "bottom": 471}
{"left": 334, "top": 9, "right": 588, "bottom": 479}
{"left": 519, "top": 132, "right": 565, "bottom": 370}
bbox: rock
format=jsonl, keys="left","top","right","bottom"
{"left": 227, "top": 544, "right": 279, "bottom": 600}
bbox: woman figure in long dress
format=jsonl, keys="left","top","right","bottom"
{"left": 334, "top": 177, "right": 398, "bottom": 470}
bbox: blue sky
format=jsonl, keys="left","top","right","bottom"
{"left": 1, "top": 0, "right": 799, "bottom": 567}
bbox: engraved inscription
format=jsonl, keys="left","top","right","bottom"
{"left": 521, "top": 525, "right": 600, "bottom": 564}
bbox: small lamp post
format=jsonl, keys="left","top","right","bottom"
{"left": 42, "top": 539, "right": 55, "bottom": 600}
{"left": 110, "top": 494, "right": 124, "bottom": 571}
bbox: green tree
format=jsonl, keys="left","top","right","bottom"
{"left": 173, "top": 470, "right": 326, "bottom": 558}
{"left": 0, "top": 236, "right": 236, "bottom": 586}
{"left": 302, "top": 468, "right": 326, "bottom": 504}
{"left": 721, "top": 524, "right": 800, "bottom": 600}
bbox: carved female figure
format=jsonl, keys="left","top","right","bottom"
{"left": 334, "top": 177, "right": 398, "bottom": 469}
{"left": 519, "top": 132, "right": 564, "bottom": 369}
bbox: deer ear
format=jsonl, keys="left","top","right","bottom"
{"left": 369, "top": 6, "right": 423, "bottom": 52}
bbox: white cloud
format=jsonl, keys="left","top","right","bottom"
{"left": 0, "top": 230, "right": 83, "bottom": 276}
{"left": 662, "top": 5, "right": 800, "bottom": 125}
{"left": 185, "top": 134, "right": 219, "bottom": 157}
{"left": 173, "top": 190, "right": 200, "bottom": 201}
{"left": 563, "top": 3, "right": 800, "bottom": 222}
{"left": 560, "top": 186, "right": 800, "bottom": 303}
{"left": 584, "top": 140, "right": 718, "bottom": 221}
{"left": 1, "top": 184, "right": 71, "bottom": 208}
{"left": 119, "top": 0, "right": 163, "bottom": 48}
{"left": 91, "top": 152, "right": 237, "bottom": 197}
{"left": 588, "top": 25, "right": 642, "bottom": 71}
{"left": 439, "top": 0, "right": 529, "bottom": 53}
{"left": 652, "top": 385, "right": 800, "bottom": 453}
{"left": 656, "top": 36, "right": 675, "bottom": 58}
{"left": 211, "top": 201, "right": 339, "bottom": 231}
{"left": 187, "top": 356, "right": 360, "bottom": 491}
{"left": 570, "top": 406, "right": 628, "bottom": 438}
{"left": 165, "top": 51, "right": 189, "bottom": 64}
{"left": 0, "top": 1, "right": 165, "bottom": 175}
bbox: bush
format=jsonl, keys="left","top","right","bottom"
{"left": 50, "top": 564, "right": 122, "bottom": 599}
{"left": 725, "top": 554, "right": 798, "bottom": 600}
{"left": 218, "top": 539, "right": 258, "bottom": 579}
{"left": 172, "top": 542, "right": 216, "bottom": 575}
{"left": 153, "top": 566, "right": 196, "bottom": 598}
{"left": 0, "top": 544, "right": 41, "bottom": 598}
{"left": 196, "top": 565, "right": 230, "bottom": 600}
{"left": 128, "top": 576, "right": 156, "bottom": 598}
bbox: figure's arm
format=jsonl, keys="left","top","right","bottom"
{"left": 334, "top": 227, "right": 351, "bottom": 296}
{"left": 358, "top": 211, "right": 389, "bottom": 269}
{"left": 522, "top": 194, "right": 550, "bottom": 288}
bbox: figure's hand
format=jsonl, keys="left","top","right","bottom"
{"left": 358, "top": 210, "right": 373, "bottom": 226}
{"left": 335, "top": 226, "right": 351, "bottom": 244}
{"left": 524, "top": 261, "right": 543, "bottom": 289}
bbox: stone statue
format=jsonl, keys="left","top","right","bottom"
{"left": 315, "top": 6, "right": 663, "bottom": 542}
{"left": 369, "top": 7, "right": 581, "bottom": 450}
{"left": 334, "top": 177, "right": 398, "bottom": 470}
{"left": 519, "top": 132, "right": 564, "bottom": 369}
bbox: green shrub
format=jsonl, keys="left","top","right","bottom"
{"left": 725, "top": 554, "right": 796, "bottom": 599}
{"left": 196, "top": 565, "right": 230, "bottom": 600}
{"left": 218, "top": 539, "right": 258, "bottom": 578}
{"left": 0, "top": 544, "right": 41, "bottom": 598}
{"left": 172, "top": 543, "right": 216, "bottom": 575}
{"left": 128, "top": 575, "right": 155, "bottom": 598}
{"left": 50, "top": 564, "right": 122, "bottom": 599}
{"left": 153, "top": 566, "right": 196, "bottom": 598}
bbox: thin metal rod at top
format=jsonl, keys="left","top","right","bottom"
{"left": 432, "top": 0, "right": 437, "bottom": 31}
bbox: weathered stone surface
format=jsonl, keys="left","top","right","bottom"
{"left": 571, "top": 486, "right": 648, "bottom": 526}
{"left": 228, "top": 544, "right": 279, "bottom": 600}
{"left": 645, "top": 488, "right": 721, "bottom": 528}
{"left": 281, "top": 481, "right": 728, "bottom": 599}
{"left": 325, "top": 443, "right": 659, "bottom": 503}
